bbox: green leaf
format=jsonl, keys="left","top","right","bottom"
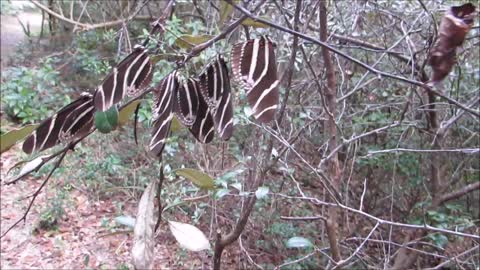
{"left": 220, "top": 1, "right": 234, "bottom": 24}
{"left": 255, "top": 186, "right": 269, "bottom": 199}
{"left": 231, "top": 183, "right": 242, "bottom": 191}
{"left": 170, "top": 116, "right": 183, "bottom": 133}
{"left": 241, "top": 18, "right": 269, "bottom": 28}
{"left": 115, "top": 215, "right": 136, "bottom": 228}
{"left": 118, "top": 100, "right": 142, "bottom": 126}
{"left": 94, "top": 106, "right": 119, "bottom": 133}
{"left": 286, "top": 237, "right": 313, "bottom": 249}
{"left": 175, "top": 168, "right": 215, "bottom": 190}
{"left": 215, "top": 189, "right": 230, "bottom": 199}
{"left": 175, "top": 35, "right": 214, "bottom": 49}
{"left": 0, "top": 124, "right": 38, "bottom": 154}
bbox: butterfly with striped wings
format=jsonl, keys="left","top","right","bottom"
{"left": 94, "top": 45, "right": 153, "bottom": 112}
{"left": 198, "top": 55, "right": 234, "bottom": 141}
{"left": 231, "top": 36, "right": 279, "bottom": 123}
{"left": 23, "top": 93, "right": 95, "bottom": 154}
{"left": 149, "top": 74, "right": 215, "bottom": 157}
{"left": 149, "top": 71, "right": 178, "bottom": 157}
{"left": 185, "top": 78, "right": 215, "bottom": 144}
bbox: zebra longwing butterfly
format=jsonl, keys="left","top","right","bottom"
{"left": 149, "top": 71, "right": 178, "bottom": 157}
{"left": 94, "top": 45, "right": 153, "bottom": 112}
{"left": 186, "top": 78, "right": 215, "bottom": 144}
{"left": 23, "top": 93, "right": 95, "bottom": 154}
{"left": 231, "top": 36, "right": 279, "bottom": 123}
{"left": 198, "top": 55, "right": 234, "bottom": 140}
{"left": 174, "top": 77, "right": 199, "bottom": 127}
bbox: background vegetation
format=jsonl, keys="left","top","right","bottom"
{"left": 1, "top": 0, "right": 479, "bottom": 269}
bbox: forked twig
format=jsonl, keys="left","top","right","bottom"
{"left": 1, "top": 146, "right": 69, "bottom": 239}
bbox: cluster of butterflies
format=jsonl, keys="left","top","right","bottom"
{"left": 22, "top": 36, "right": 279, "bottom": 158}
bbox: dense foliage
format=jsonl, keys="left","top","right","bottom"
{"left": 1, "top": 0, "right": 478, "bottom": 269}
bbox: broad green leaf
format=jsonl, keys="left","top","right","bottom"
{"left": 175, "top": 35, "right": 214, "bottom": 49}
{"left": 176, "top": 168, "right": 215, "bottom": 190}
{"left": 239, "top": 191, "right": 249, "bottom": 197}
{"left": 255, "top": 186, "right": 269, "bottom": 199}
{"left": 243, "top": 106, "right": 253, "bottom": 117}
{"left": 286, "top": 237, "right": 313, "bottom": 249}
{"left": 241, "top": 18, "right": 269, "bottom": 28}
{"left": 220, "top": 1, "right": 234, "bottom": 24}
{"left": 215, "top": 189, "right": 230, "bottom": 199}
{"left": 115, "top": 215, "right": 136, "bottom": 228}
{"left": 132, "top": 180, "right": 158, "bottom": 269}
{"left": 231, "top": 183, "right": 242, "bottom": 191}
{"left": 118, "top": 100, "right": 142, "bottom": 126}
{"left": 170, "top": 116, "right": 182, "bottom": 133}
{"left": 94, "top": 106, "right": 119, "bottom": 133}
{"left": 0, "top": 124, "right": 38, "bottom": 153}
{"left": 168, "top": 220, "right": 210, "bottom": 252}
{"left": 272, "top": 148, "right": 279, "bottom": 157}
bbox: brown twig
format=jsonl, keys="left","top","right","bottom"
{"left": 319, "top": 0, "right": 342, "bottom": 265}
{"left": 276, "top": 0, "right": 302, "bottom": 125}
{"left": 1, "top": 142, "right": 71, "bottom": 239}
{"left": 31, "top": 0, "right": 152, "bottom": 32}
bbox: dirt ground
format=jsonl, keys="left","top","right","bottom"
{"left": 1, "top": 147, "right": 183, "bottom": 269}
{"left": 1, "top": 9, "right": 43, "bottom": 67}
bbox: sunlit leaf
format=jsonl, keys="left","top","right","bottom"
{"left": 255, "top": 186, "right": 269, "bottom": 199}
{"left": 118, "top": 100, "right": 142, "bottom": 126}
{"left": 243, "top": 106, "right": 253, "bottom": 117}
{"left": 170, "top": 116, "right": 183, "bottom": 133}
{"left": 168, "top": 220, "right": 210, "bottom": 251}
{"left": 241, "top": 18, "right": 269, "bottom": 28}
{"left": 215, "top": 189, "right": 230, "bottom": 199}
{"left": 5, "top": 155, "right": 50, "bottom": 183}
{"left": 0, "top": 124, "right": 38, "bottom": 153}
{"left": 94, "top": 106, "right": 119, "bottom": 133}
{"left": 231, "top": 183, "right": 242, "bottom": 191}
{"left": 220, "top": 1, "right": 234, "bottom": 24}
{"left": 175, "top": 35, "right": 214, "bottom": 49}
{"left": 176, "top": 168, "right": 215, "bottom": 190}
{"left": 286, "top": 237, "right": 313, "bottom": 249}
{"left": 132, "top": 180, "right": 158, "bottom": 269}
{"left": 115, "top": 215, "right": 136, "bottom": 228}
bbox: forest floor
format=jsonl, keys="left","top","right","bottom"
{"left": 0, "top": 9, "right": 209, "bottom": 270}
{"left": 0, "top": 9, "right": 42, "bottom": 67}
{"left": 1, "top": 148, "right": 182, "bottom": 269}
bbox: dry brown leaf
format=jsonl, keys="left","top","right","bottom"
{"left": 132, "top": 180, "right": 158, "bottom": 270}
{"left": 428, "top": 3, "right": 476, "bottom": 84}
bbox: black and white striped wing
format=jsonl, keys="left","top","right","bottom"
{"left": 187, "top": 78, "right": 215, "bottom": 144}
{"left": 22, "top": 93, "right": 95, "bottom": 154}
{"left": 174, "top": 77, "right": 199, "bottom": 127}
{"left": 149, "top": 71, "right": 178, "bottom": 157}
{"left": 94, "top": 45, "right": 152, "bottom": 112}
{"left": 231, "top": 36, "right": 279, "bottom": 123}
{"left": 199, "top": 55, "right": 234, "bottom": 140}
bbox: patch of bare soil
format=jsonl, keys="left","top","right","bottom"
{"left": 1, "top": 11, "right": 43, "bottom": 67}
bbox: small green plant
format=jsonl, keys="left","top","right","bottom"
{"left": 1, "top": 58, "right": 72, "bottom": 124}
{"left": 36, "top": 197, "right": 65, "bottom": 232}
{"left": 0, "top": 1, "right": 19, "bottom": 15}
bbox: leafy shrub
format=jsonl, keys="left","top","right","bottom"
{"left": 1, "top": 57, "right": 72, "bottom": 124}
